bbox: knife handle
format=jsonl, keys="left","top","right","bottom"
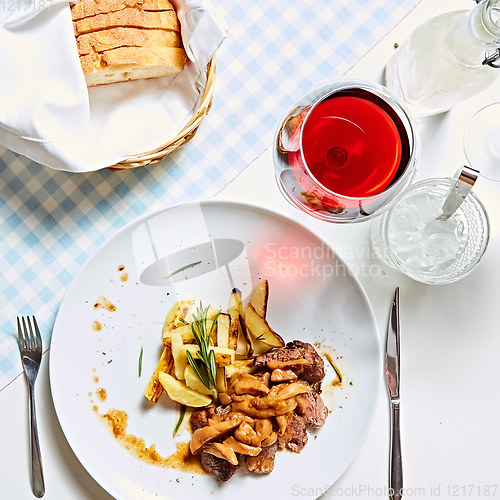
{"left": 389, "top": 400, "right": 403, "bottom": 500}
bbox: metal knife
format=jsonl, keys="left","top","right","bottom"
{"left": 386, "top": 287, "right": 402, "bottom": 500}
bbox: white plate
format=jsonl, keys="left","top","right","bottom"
{"left": 50, "top": 200, "right": 381, "bottom": 500}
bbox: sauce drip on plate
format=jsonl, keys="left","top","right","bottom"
{"left": 96, "top": 388, "right": 107, "bottom": 402}
{"left": 93, "top": 295, "right": 116, "bottom": 312}
{"left": 92, "top": 321, "right": 102, "bottom": 331}
{"left": 100, "top": 409, "right": 205, "bottom": 474}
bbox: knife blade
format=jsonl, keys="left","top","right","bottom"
{"left": 386, "top": 287, "right": 402, "bottom": 500}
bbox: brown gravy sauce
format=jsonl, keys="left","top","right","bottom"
{"left": 93, "top": 295, "right": 116, "bottom": 312}
{"left": 117, "top": 265, "right": 125, "bottom": 272}
{"left": 96, "top": 388, "right": 107, "bottom": 402}
{"left": 93, "top": 376, "right": 99, "bottom": 383}
{"left": 100, "top": 409, "right": 205, "bottom": 474}
{"left": 92, "top": 321, "right": 103, "bottom": 331}
{"left": 120, "top": 273, "right": 128, "bottom": 282}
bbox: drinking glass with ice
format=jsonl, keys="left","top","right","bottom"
{"left": 371, "top": 178, "right": 489, "bottom": 285}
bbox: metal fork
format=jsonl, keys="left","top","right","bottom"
{"left": 17, "top": 316, "right": 45, "bottom": 498}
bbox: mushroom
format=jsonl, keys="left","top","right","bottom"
{"left": 228, "top": 373, "right": 270, "bottom": 396}
{"left": 261, "top": 431, "right": 278, "bottom": 447}
{"left": 270, "top": 368, "right": 298, "bottom": 383}
{"left": 275, "top": 411, "right": 294, "bottom": 436}
{"left": 255, "top": 418, "right": 273, "bottom": 442}
{"left": 204, "top": 442, "right": 239, "bottom": 465}
{"left": 251, "top": 382, "right": 309, "bottom": 410}
{"left": 190, "top": 417, "right": 244, "bottom": 454}
{"left": 276, "top": 382, "right": 310, "bottom": 400}
{"left": 234, "top": 421, "right": 261, "bottom": 447}
{"left": 233, "top": 395, "right": 297, "bottom": 418}
{"left": 219, "top": 392, "right": 232, "bottom": 406}
{"left": 223, "top": 436, "right": 261, "bottom": 456}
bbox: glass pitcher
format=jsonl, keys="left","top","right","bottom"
{"left": 385, "top": 0, "right": 500, "bottom": 117}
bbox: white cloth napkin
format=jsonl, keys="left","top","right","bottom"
{"left": 0, "top": 0, "right": 225, "bottom": 172}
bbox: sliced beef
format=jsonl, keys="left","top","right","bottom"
{"left": 214, "top": 405, "right": 232, "bottom": 419}
{"left": 190, "top": 408, "right": 214, "bottom": 431}
{"left": 246, "top": 442, "right": 278, "bottom": 474}
{"left": 277, "top": 413, "right": 308, "bottom": 453}
{"left": 253, "top": 344, "right": 305, "bottom": 369}
{"left": 295, "top": 391, "right": 328, "bottom": 428}
{"left": 200, "top": 452, "right": 239, "bottom": 482}
{"left": 190, "top": 408, "right": 239, "bottom": 482}
{"left": 292, "top": 341, "right": 325, "bottom": 391}
{"left": 253, "top": 341, "right": 325, "bottom": 391}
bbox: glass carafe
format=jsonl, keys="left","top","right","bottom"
{"left": 385, "top": 0, "right": 500, "bottom": 117}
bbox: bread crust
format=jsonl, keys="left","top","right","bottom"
{"left": 70, "top": 0, "right": 173, "bottom": 21}
{"left": 80, "top": 46, "right": 187, "bottom": 73}
{"left": 74, "top": 9, "right": 180, "bottom": 35}
{"left": 73, "top": 0, "right": 186, "bottom": 87}
{"left": 77, "top": 27, "right": 182, "bottom": 55}
{"left": 80, "top": 46, "right": 187, "bottom": 86}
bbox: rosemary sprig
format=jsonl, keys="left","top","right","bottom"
{"left": 186, "top": 303, "right": 220, "bottom": 399}
{"left": 325, "top": 352, "right": 342, "bottom": 384}
{"left": 173, "top": 405, "right": 186, "bottom": 437}
{"left": 166, "top": 261, "right": 202, "bottom": 279}
{"left": 138, "top": 346, "right": 144, "bottom": 377}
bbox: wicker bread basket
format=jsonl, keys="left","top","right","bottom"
{"left": 108, "top": 55, "right": 216, "bottom": 171}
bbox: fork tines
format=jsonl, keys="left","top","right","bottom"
{"left": 17, "top": 316, "right": 42, "bottom": 353}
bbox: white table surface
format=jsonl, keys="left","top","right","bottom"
{"left": 1, "top": 0, "right": 500, "bottom": 498}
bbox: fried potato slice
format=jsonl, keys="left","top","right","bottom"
{"left": 217, "top": 313, "right": 230, "bottom": 349}
{"left": 245, "top": 303, "right": 284, "bottom": 348}
{"left": 162, "top": 320, "right": 215, "bottom": 345}
{"left": 184, "top": 365, "right": 212, "bottom": 396}
{"left": 162, "top": 298, "right": 195, "bottom": 336}
{"left": 182, "top": 345, "right": 235, "bottom": 367}
{"left": 158, "top": 372, "right": 212, "bottom": 407}
{"left": 143, "top": 344, "right": 174, "bottom": 403}
{"left": 228, "top": 288, "right": 242, "bottom": 350}
{"left": 224, "top": 359, "right": 255, "bottom": 379}
{"left": 250, "top": 280, "right": 269, "bottom": 318}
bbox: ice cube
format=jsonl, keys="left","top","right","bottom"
{"left": 390, "top": 229, "right": 421, "bottom": 261}
{"left": 388, "top": 204, "right": 421, "bottom": 232}
{"left": 408, "top": 193, "right": 443, "bottom": 226}
{"left": 417, "top": 233, "right": 460, "bottom": 269}
{"left": 423, "top": 219, "right": 457, "bottom": 237}
{"left": 405, "top": 254, "right": 431, "bottom": 271}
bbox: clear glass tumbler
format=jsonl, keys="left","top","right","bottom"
{"left": 371, "top": 178, "right": 490, "bottom": 284}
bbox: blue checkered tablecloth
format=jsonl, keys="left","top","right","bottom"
{"left": 0, "top": 0, "right": 420, "bottom": 390}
